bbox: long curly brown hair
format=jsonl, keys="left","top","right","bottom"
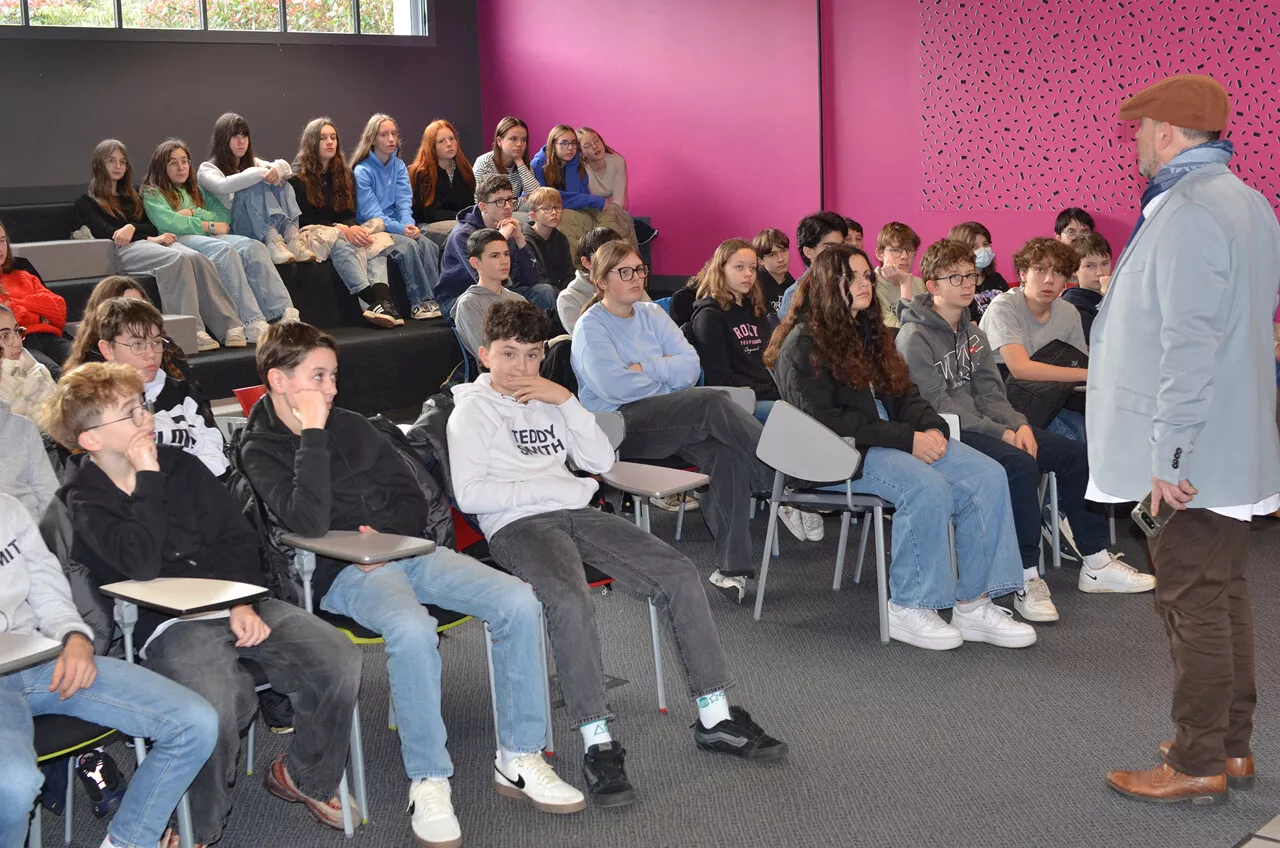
{"left": 408, "top": 119, "right": 474, "bottom": 209}
{"left": 142, "top": 139, "right": 204, "bottom": 212}
{"left": 293, "top": 117, "right": 356, "bottom": 213}
{"left": 764, "top": 244, "right": 911, "bottom": 394}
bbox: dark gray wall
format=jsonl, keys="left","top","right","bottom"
{"left": 0, "top": 0, "right": 479, "bottom": 204}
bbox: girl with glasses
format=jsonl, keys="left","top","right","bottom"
{"left": 572, "top": 241, "right": 773, "bottom": 603}
{"left": 531, "top": 124, "right": 637, "bottom": 253}
{"left": 0, "top": 303, "right": 55, "bottom": 419}
{"left": 767, "top": 244, "right": 1035, "bottom": 651}
{"left": 79, "top": 139, "right": 245, "bottom": 352}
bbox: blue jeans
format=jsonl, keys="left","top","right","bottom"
{"left": 511, "top": 282, "right": 557, "bottom": 311}
{"left": 1047, "top": 408, "right": 1086, "bottom": 443}
{"left": 822, "top": 440, "right": 1022, "bottom": 608}
{"left": 320, "top": 548, "right": 546, "bottom": 779}
{"left": 0, "top": 656, "right": 217, "bottom": 848}
{"left": 229, "top": 181, "right": 302, "bottom": 241}
{"left": 753, "top": 399, "right": 775, "bottom": 424}
{"left": 387, "top": 232, "right": 440, "bottom": 306}
{"left": 177, "top": 234, "right": 294, "bottom": 322}
{"left": 961, "top": 428, "right": 1111, "bottom": 572}
{"left": 329, "top": 239, "right": 390, "bottom": 296}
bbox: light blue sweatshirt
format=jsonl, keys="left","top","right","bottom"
{"left": 353, "top": 153, "right": 414, "bottom": 234}
{"left": 571, "top": 301, "right": 702, "bottom": 412}
{"left": 530, "top": 149, "right": 607, "bottom": 212}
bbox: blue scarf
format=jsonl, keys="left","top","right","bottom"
{"left": 1123, "top": 140, "right": 1235, "bottom": 251}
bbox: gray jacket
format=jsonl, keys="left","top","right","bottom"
{"left": 1087, "top": 163, "right": 1280, "bottom": 505}
{"left": 896, "top": 294, "right": 1027, "bottom": 440}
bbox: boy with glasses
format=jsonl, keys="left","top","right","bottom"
{"left": 898, "top": 240, "right": 1154, "bottom": 624}
{"left": 1062, "top": 232, "right": 1112, "bottom": 339}
{"left": 1054, "top": 207, "right": 1095, "bottom": 243}
{"left": 522, "top": 187, "right": 575, "bottom": 290}
{"left": 874, "top": 222, "right": 925, "bottom": 330}
{"left": 439, "top": 174, "right": 556, "bottom": 319}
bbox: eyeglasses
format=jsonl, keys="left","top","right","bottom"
{"left": 112, "top": 337, "right": 168, "bottom": 356}
{"left": 555, "top": 140, "right": 579, "bottom": 149}
{"left": 611, "top": 264, "right": 650, "bottom": 282}
{"left": 484, "top": 196, "right": 516, "bottom": 208}
{"left": 885, "top": 246, "right": 916, "bottom": 257}
{"left": 531, "top": 206, "right": 562, "bottom": 214}
{"left": 85, "top": 401, "right": 152, "bottom": 431}
{"left": 1060, "top": 227, "right": 1090, "bottom": 238}
{"left": 935, "top": 272, "right": 982, "bottom": 287}
{"left": 845, "top": 271, "right": 876, "bottom": 285}
{"left": 0, "top": 326, "right": 25, "bottom": 343}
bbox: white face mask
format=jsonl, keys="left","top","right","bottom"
{"left": 974, "top": 246, "right": 995, "bottom": 269}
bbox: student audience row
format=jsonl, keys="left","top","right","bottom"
{"left": 3, "top": 201, "right": 1140, "bottom": 847}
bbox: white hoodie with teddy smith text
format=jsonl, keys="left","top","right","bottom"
{"left": 0, "top": 492, "right": 94, "bottom": 643}
{"left": 448, "top": 374, "right": 616, "bottom": 538}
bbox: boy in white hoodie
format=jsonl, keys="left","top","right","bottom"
{"left": 448, "top": 300, "right": 786, "bottom": 810}
{"left": 0, "top": 492, "right": 217, "bottom": 848}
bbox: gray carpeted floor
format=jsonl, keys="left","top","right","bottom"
{"left": 41, "top": 509, "right": 1280, "bottom": 848}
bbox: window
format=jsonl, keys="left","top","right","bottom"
{"left": 2, "top": 0, "right": 426, "bottom": 35}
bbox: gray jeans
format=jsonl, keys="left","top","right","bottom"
{"left": 619, "top": 388, "right": 772, "bottom": 571}
{"left": 490, "top": 507, "right": 733, "bottom": 728}
{"left": 144, "top": 599, "right": 361, "bottom": 843}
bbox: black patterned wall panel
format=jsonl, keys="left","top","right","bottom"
{"left": 920, "top": 0, "right": 1280, "bottom": 212}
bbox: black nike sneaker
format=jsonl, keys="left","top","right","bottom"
{"left": 75, "top": 749, "right": 126, "bottom": 818}
{"left": 692, "top": 706, "right": 787, "bottom": 761}
{"left": 582, "top": 742, "right": 637, "bottom": 808}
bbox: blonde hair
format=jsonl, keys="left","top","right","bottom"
{"left": 694, "top": 238, "right": 764, "bottom": 316}
{"left": 528, "top": 186, "right": 562, "bottom": 209}
{"left": 42, "top": 362, "right": 144, "bottom": 451}
{"left": 350, "top": 113, "right": 397, "bottom": 169}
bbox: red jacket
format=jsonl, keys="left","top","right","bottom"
{"left": 0, "top": 270, "right": 66, "bottom": 335}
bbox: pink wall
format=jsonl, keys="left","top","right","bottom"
{"left": 477, "top": 0, "right": 821, "bottom": 276}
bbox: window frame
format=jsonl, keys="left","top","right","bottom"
{"left": 0, "top": 0, "right": 432, "bottom": 43}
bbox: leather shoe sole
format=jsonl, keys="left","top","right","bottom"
{"left": 1158, "top": 741, "right": 1255, "bottom": 790}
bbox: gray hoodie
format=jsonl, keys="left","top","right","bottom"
{"left": 895, "top": 293, "right": 1027, "bottom": 440}
{"left": 0, "top": 492, "right": 94, "bottom": 643}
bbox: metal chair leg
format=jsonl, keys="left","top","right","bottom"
{"left": 246, "top": 722, "right": 255, "bottom": 775}
{"left": 874, "top": 506, "right": 890, "bottom": 645}
{"left": 28, "top": 800, "right": 42, "bottom": 848}
{"left": 1037, "top": 475, "right": 1049, "bottom": 576}
{"left": 64, "top": 757, "right": 73, "bottom": 846}
{"left": 176, "top": 794, "right": 195, "bottom": 848}
{"left": 648, "top": 600, "right": 667, "bottom": 713}
{"left": 853, "top": 511, "right": 872, "bottom": 584}
{"left": 1109, "top": 504, "right": 1117, "bottom": 545}
{"left": 1049, "top": 472, "right": 1061, "bottom": 569}
{"left": 337, "top": 771, "right": 353, "bottom": 838}
{"left": 948, "top": 521, "right": 958, "bottom": 582}
{"left": 539, "top": 618, "right": 555, "bottom": 757}
{"left": 832, "top": 511, "right": 851, "bottom": 590}
{"left": 483, "top": 623, "right": 500, "bottom": 750}
{"left": 349, "top": 703, "right": 368, "bottom": 823}
{"left": 675, "top": 496, "right": 686, "bottom": 542}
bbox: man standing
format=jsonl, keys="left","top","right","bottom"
{"left": 1089, "top": 74, "right": 1280, "bottom": 805}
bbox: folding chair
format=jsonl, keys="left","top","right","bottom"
{"left": 26, "top": 718, "right": 118, "bottom": 848}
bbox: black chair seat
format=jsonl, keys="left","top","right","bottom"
{"left": 317, "top": 605, "right": 471, "bottom": 641}
{"left": 33, "top": 715, "right": 117, "bottom": 762}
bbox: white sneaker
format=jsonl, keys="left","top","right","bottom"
{"left": 886, "top": 601, "right": 963, "bottom": 651}
{"left": 708, "top": 569, "right": 747, "bottom": 605}
{"left": 801, "top": 510, "right": 825, "bottom": 542}
{"left": 244, "top": 319, "right": 271, "bottom": 344}
{"left": 412, "top": 300, "right": 443, "bottom": 320}
{"left": 282, "top": 307, "right": 301, "bottom": 323}
{"left": 1013, "top": 577, "right": 1059, "bottom": 622}
{"left": 223, "top": 326, "right": 247, "bottom": 348}
{"left": 286, "top": 238, "right": 317, "bottom": 262}
{"left": 778, "top": 506, "right": 808, "bottom": 542}
{"left": 407, "top": 778, "right": 461, "bottom": 848}
{"left": 1078, "top": 552, "right": 1156, "bottom": 594}
{"left": 494, "top": 753, "right": 586, "bottom": 814}
{"left": 650, "top": 493, "right": 699, "bottom": 512}
{"left": 267, "top": 235, "right": 295, "bottom": 265}
{"left": 195, "top": 331, "right": 220, "bottom": 352}
{"left": 951, "top": 600, "right": 1037, "bottom": 648}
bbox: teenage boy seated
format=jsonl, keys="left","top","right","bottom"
{"left": 896, "top": 240, "right": 1155, "bottom": 620}
{"left": 0, "top": 492, "right": 217, "bottom": 848}
{"left": 454, "top": 229, "right": 530, "bottom": 360}
{"left": 71, "top": 297, "right": 228, "bottom": 477}
{"left": 48, "top": 362, "right": 361, "bottom": 847}
{"left": 1061, "top": 231, "right": 1111, "bottom": 339}
{"left": 439, "top": 174, "right": 556, "bottom": 319}
{"left": 979, "top": 238, "right": 1089, "bottom": 442}
{"left": 1054, "top": 206, "right": 1095, "bottom": 243}
{"left": 557, "top": 226, "right": 633, "bottom": 333}
{"left": 0, "top": 304, "right": 56, "bottom": 418}
{"left": 238, "top": 321, "right": 584, "bottom": 848}
{"left": 449, "top": 300, "right": 786, "bottom": 808}
{"left": 873, "top": 222, "right": 926, "bottom": 330}
{"left": 777, "top": 211, "right": 848, "bottom": 319}
{"left": 522, "top": 187, "right": 575, "bottom": 290}
{"left": 844, "top": 217, "right": 864, "bottom": 250}
{"left": 751, "top": 227, "right": 794, "bottom": 323}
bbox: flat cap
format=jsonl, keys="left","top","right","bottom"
{"left": 1118, "top": 73, "right": 1230, "bottom": 131}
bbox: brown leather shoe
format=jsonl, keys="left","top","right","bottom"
{"left": 1107, "top": 762, "right": 1228, "bottom": 805}
{"left": 263, "top": 753, "right": 356, "bottom": 830}
{"left": 1158, "top": 741, "right": 1255, "bottom": 789}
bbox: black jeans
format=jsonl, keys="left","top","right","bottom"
{"left": 144, "top": 599, "right": 361, "bottom": 843}
{"left": 960, "top": 427, "right": 1109, "bottom": 572}
{"left": 490, "top": 507, "right": 734, "bottom": 728}
{"left": 617, "top": 388, "right": 772, "bottom": 572}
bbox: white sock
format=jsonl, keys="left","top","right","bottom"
{"left": 1023, "top": 567, "right": 1039, "bottom": 583}
{"left": 264, "top": 225, "right": 282, "bottom": 243}
{"left": 579, "top": 719, "right": 612, "bottom": 748}
{"left": 696, "top": 690, "right": 731, "bottom": 728}
{"left": 98, "top": 836, "right": 114, "bottom": 848}
{"left": 1083, "top": 550, "right": 1112, "bottom": 570}
{"left": 496, "top": 747, "right": 525, "bottom": 770}
{"left": 954, "top": 598, "right": 986, "bottom": 614}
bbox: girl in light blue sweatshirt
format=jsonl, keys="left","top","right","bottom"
{"left": 350, "top": 114, "right": 442, "bottom": 320}
{"left": 570, "top": 242, "right": 772, "bottom": 603}
{"left": 531, "top": 124, "right": 636, "bottom": 253}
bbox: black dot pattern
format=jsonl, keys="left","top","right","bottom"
{"left": 920, "top": 1, "right": 1280, "bottom": 211}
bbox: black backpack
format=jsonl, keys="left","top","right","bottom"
{"left": 225, "top": 427, "right": 304, "bottom": 607}
{"left": 366, "top": 414, "right": 456, "bottom": 549}
{"left": 1002, "top": 339, "right": 1089, "bottom": 429}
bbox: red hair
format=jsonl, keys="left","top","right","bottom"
{"left": 409, "top": 119, "right": 475, "bottom": 209}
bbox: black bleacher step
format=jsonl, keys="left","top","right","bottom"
{"left": 190, "top": 320, "right": 460, "bottom": 415}
{"left": 47, "top": 275, "right": 161, "bottom": 324}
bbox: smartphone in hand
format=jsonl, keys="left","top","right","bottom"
{"left": 1131, "top": 492, "right": 1174, "bottom": 539}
